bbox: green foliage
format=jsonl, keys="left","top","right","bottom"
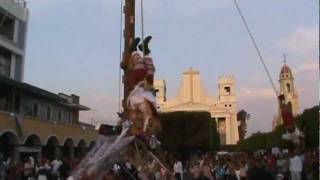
{"left": 158, "top": 111, "right": 220, "bottom": 151}
{"left": 237, "top": 106, "right": 319, "bottom": 151}
{"left": 295, "top": 106, "right": 319, "bottom": 148}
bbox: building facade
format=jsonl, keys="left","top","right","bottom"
{"left": 155, "top": 68, "right": 239, "bottom": 145}
{"left": 0, "top": 75, "right": 98, "bottom": 162}
{"left": 0, "top": 0, "right": 28, "bottom": 81}
{"left": 273, "top": 62, "right": 299, "bottom": 129}
{"left": 0, "top": 1, "right": 98, "bottom": 162}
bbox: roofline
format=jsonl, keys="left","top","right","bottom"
{"left": 0, "top": 75, "right": 66, "bottom": 102}
{"left": 0, "top": 75, "right": 90, "bottom": 110}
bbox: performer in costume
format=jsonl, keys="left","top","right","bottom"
{"left": 128, "top": 37, "right": 146, "bottom": 88}
{"left": 126, "top": 36, "right": 161, "bottom": 138}
{"left": 139, "top": 36, "right": 155, "bottom": 87}
{"left": 278, "top": 95, "right": 303, "bottom": 145}
{"left": 278, "top": 95, "right": 295, "bottom": 133}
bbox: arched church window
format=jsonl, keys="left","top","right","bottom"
{"left": 286, "top": 83, "right": 291, "bottom": 93}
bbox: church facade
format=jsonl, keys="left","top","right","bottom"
{"left": 155, "top": 68, "right": 239, "bottom": 145}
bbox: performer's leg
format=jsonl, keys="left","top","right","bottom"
{"left": 144, "top": 55, "right": 155, "bottom": 85}
{"left": 138, "top": 36, "right": 152, "bottom": 55}
{"left": 129, "top": 37, "right": 140, "bottom": 53}
{"left": 129, "top": 51, "right": 146, "bottom": 86}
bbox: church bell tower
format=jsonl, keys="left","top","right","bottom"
{"left": 279, "top": 59, "right": 299, "bottom": 117}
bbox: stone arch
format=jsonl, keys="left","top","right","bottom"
{"left": 21, "top": 134, "right": 42, "bottom": 162}
{"left": 24, "top": 134, "right": 42, "bottom": 147}
{"left": 62, "top": 137, "right": 75, "bottom": 147}
{"left": 0, "top": 130, "right": 19, "bottom": 144}
{"left": 44, "top": 135, "right": 60, "bottom": 146}
{"left": 0, "top": 131, "right": 19, "bottom": 159}
{"left": 42, "top": 136, "right": 60, "bottom": 160}
{"left": 77, "top": 139, "right": 87, "bottom": 148}
{"left": 62, "top": 138, "right": 75, "bottom": 160}
{"left": 76, "top": 139, "right": 87, "bottom": 158}
{"left": 63, "top": 138, "right": 74, "bottom": 147}
{"left": 286, "top": 83, "right": 291, "bottom": 93}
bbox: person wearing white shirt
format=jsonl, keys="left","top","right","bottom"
{"left": 289, "top": 152, "right": 302, "bottom": 180}
{"left": 173, "top": 159, "right": 183, "bottom": 180}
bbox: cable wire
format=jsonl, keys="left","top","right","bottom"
{"left": 232, "top": 0, "right": 278, "bottom": 97}
{"left": 118, "top": 0, "right": 124, "bottom": 113}
{"left": 140, "top": 0, "right": 145, "bottom": 57}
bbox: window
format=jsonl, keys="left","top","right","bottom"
{"left": 0, "top": 12, "right": 15, "bottom": 40}
{"left": 32, "top": 102, "right": 38, "bottom": 117}
{"left": 46, "top": 107, "right": 51, "bottom": 120}
{"left": 224, "top": 87, "right": 231, "bottom": 95}
{"left": 58, "top": 110, "right": 62, "bottom": 121}
{"left": 67, "top": 112, "right": 72, "bottom": 124}
{"left": 286, "top": 83, "right": 291, "bottom": 93}
{"left": 0, "top": 97, "right": 6, "bottom": 111}
{"left": 0, "top": 48, "right": 11, "bottom": 77}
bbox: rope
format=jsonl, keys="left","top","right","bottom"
{"left": 232, "top": 0, "right": 278, "bottom": 97}
{"left": 140, "top": 0, "right": 146, "bottom": 57}
{"left": 118, "top": 0, "right": 124, "bottom": 113}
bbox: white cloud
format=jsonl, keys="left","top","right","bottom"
{"left": 295, "top": 61, "right": 318, "bottom": 74}
{"left": 79, "top": 93, "right": 120, "bottom": 127}
{"left": 238, "top": 87, "right": 278, "bottom": 135}
{"left": 239, "top": 87, "right": 276, "bottom": 100}
{"left": 278, "top": 27, "right": 318, "bottom": 54}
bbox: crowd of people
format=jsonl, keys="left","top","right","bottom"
{"left": 0, "top": 148, "right": 318, "bottom": 180}
{"left": 0, "top": 155, "right": 78, "bottom": 180}
{"left": 96, "top": 148, "right": 318, "bottom": 180}
{"left": 181, "top": 149, "right": 318, "bottom": 180}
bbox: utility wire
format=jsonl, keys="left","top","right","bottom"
{"left": 118, "top": 0, "right": 124, "bottom": 113}
{"left": 232, "top": 0, "right": 278, "bottom": 97}
{"left": 140, "top": 0, "right": 145, "bottom": 56}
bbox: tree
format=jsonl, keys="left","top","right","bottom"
{"left": 237, "top": 106, "right": 319, "bottom": 151}
{"left": 237, "top": 110, "right": 250, "bottom": 140}
{"left": 159, "top": 111, "right": 220, "bottom": 152}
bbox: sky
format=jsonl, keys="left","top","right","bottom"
{"left": 24, "top": 0, "right": 318, "bottom": 135}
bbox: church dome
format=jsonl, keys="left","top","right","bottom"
{"left": 280, "top": 63, "right": 293, "bottom": 78}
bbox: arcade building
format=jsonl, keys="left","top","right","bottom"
{"left": 0, "top": 0, "right": 97, "bottom": 163}
{"left": 0, "top": 75, "right": 98, "bottom": 162}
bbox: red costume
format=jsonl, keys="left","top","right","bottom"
{"left": 279, "top": 101, "right": 295, "bottom": 133}
{"left": 129, "top": 51, "right": 155, "bottom": 88}
{"left": 144, "top": 55, "right": 155, "bottom": 85}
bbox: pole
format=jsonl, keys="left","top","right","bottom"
{"left": 121, "top": 0, "right": 135, "bottom": 120}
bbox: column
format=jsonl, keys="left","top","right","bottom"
{"left": 69, "top": 146, "right": 74, "bottom": 160}
{"left": 231, "top": 113, "right": 239, "bottom": 144}
{"left": 12, "top": 145, "right": 20, "bottom": 163}
{"left": 37, "top": 148, "right": 42, "bottom": 162}
{"left": 54, "top": 146, "right": 60, "bottom": 160}
{"left": 225, "top": 114, "right": 231, "bottom": 145}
